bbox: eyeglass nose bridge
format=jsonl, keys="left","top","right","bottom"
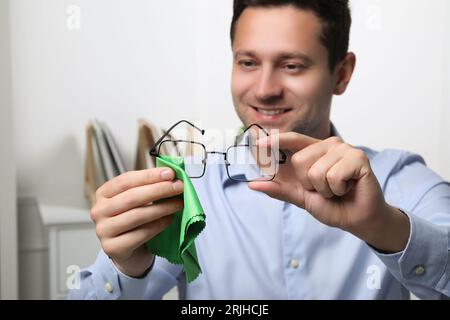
{"left": 204, "top": 151, "right": 230, "bottom": 166}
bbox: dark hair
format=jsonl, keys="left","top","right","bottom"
{"left": 230, "top": 0, "right": 351, "bottom": 72}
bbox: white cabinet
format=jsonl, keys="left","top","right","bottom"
{"left": 39, "top": 205, "right": 101, "bottom": 300}
{"left": 38, "top": 203, "right": 179, "bottom": 300}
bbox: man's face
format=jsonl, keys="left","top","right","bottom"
{"left": 231, "top": 6, "right": 337, "bottom": 138}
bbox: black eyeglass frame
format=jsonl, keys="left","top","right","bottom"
{"left": 149, "top": 120, "right": 287, "bottom": 182}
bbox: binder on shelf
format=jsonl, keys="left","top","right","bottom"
{"left": 135, "top": 119, "right": 179, "bottom": 171}
{"left": 100, "top": 121, "right": 126, "bottom": 175}
{"left": 84, "top": 122, "right": 103, "bottom": 205}
{"left": 84, "top": 119, "right": 127, "bottom": 205}
{"left": 84, "top": 119, "right": 178, "bottom": 205}
{"left": 135, "top": 119, "right": 158, "bottom": 171}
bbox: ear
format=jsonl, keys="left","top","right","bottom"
{"left": 333, "top": 52, "right": 356, "bottom": 95}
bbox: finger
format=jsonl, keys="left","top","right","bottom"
{"left": 102, "top": 215, "right": 174, "bottom": 260}
{"left": 99, "top": 198, "right": 184, "bottom": 238}
{"left": 326, "top": 149, "right": 369, "bottom": 196}
{"left": 97, "top": 180, "right": 184, "bottom": 218}
{"left": 98, "top": 168, "right": 176, "bottom": 199}
{"left": 307, "top": 146, "right": 346, "bottom": 198}
{"left": 289, "top": 137, "right": 345, "bottom": 191}
{"left": 257, "top": 132, "right": 320, "bottom": 153}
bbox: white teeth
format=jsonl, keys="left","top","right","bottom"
{"left": 257, "top": 108, "right": 286, "bottom": 116}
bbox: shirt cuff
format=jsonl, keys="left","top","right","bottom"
{"left": 81, "top": 250, "right": 122, "bottom": 300}
{"left": 110, "top": 255, "right": 157, "bottom": 300}
{"left": 373, "top": 211, "right": 450, "bottom": 295}
{"left": 110, "top": 255, "right": 181, "bottom": 300}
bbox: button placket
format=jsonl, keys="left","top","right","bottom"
{"left": 290, "top": 259, "right": 299, "bottom": 269}
{"left": 104, "top": 282, "right": 113, "bottom": 293}
{"left": 414, "top": 265, "right": 426, "bottom": 276}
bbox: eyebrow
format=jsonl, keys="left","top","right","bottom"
{"left": 234, "top": 50, "right": 314, "bottom": 65}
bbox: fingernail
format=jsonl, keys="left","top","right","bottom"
{"left": 172, "top": 180, "right": 183, "bottom": 192}
{"left": 161, "top": 169, "right": 173, "bottom": 181}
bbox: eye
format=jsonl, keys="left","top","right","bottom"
{"left": 284, "top": 63, "right": 306, "bottom": 73}
{"left": 238, "top": 60, "right": 257, "bottom": 70}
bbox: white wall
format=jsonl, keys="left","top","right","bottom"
{"left": 9, "top": 0, "right": 450, "bottom": 210}
{"left": 7, "top": 0, "right": 450, "bottom": 299}
{"left": 0, "top": 0, "right": 18, "bottom": 299}
{"left": 332, "top": 0, "right": 450, "bottom": 180}
{"left": 10, "top": 0, "right": 236, "bottom": 208}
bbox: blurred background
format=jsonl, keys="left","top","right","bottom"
{"left": 0, "top": 0, "right": 449, "bottom": 299}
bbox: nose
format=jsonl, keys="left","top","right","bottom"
{"left": 255, "top": 67, "right": 283, "bottom": 102}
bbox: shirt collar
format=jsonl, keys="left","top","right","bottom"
{"left": 330, "top": 122, "right": 343, "bottom": 140}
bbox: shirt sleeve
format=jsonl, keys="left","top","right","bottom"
{"left": 67, "top": 250, "right": 184, "bottom": 300}
{"left": 373, "top": 160, "right": 450, "bottom": 299}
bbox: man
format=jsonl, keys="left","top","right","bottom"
{"left": 69, "top": 0, "right": 450, "bottom": 299}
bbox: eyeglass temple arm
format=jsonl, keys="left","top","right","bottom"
{"left": 150, "top": 120, "right": 205, "bottom": 157}
{"left": 234, "top": 123, "right": 269, "bottom": 145}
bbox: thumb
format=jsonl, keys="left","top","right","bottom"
{"left": 248, "top": 181, "right": 304, "bottom": 207}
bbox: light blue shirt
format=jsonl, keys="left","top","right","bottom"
{"left": 69, "top": 129, "right": 450, "bottom": 300}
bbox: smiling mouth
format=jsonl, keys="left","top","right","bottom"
{"left": 251, "top": 106, "right": 293, "bottom": 116}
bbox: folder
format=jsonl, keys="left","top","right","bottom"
{"left": 84, "top": 119, "right": 127, "bottom": 205}
{"left": 85, "top": 119, "right": 179, "bottom": 205}
{"left": 135, "top": 119, "right": 179, "bottom": 170}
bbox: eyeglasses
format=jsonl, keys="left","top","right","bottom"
{"left": 149, "top": 120, "right": 287, "bottom": 182}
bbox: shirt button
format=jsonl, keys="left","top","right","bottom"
{"left": 290, "top": 259, "right": 300, "bottom": 269}
{"left": 104, "top": 282, "right": 113, "bottom": 293}
{"left": 414, "top": 265, "right": 426, "bottom": 276}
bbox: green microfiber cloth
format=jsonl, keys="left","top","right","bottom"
{"left": 146, "top": 155, "right": 206, "bottom": 283}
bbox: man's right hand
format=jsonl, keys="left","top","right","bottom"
{"left": 90, "top": 168, "right": 184, "bottom": 277}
